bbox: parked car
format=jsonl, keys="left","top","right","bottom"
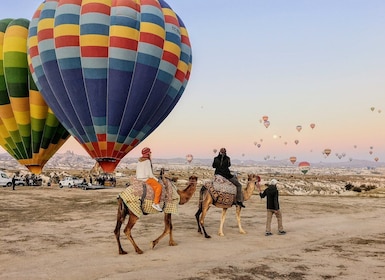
{"left": 0, "top": 171, "right": 12, "bottom": 187}
{"left": 59, "top": 176, "right": 84, "bottom": 188}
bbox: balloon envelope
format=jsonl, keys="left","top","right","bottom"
{"left": 28, "top": 0, "right": 192, "bottom": 173}
{"left": 186, "top": 154, "right": 193, "bottom": 163}
{"left": 324, "top": 148, "right": 331, "bottom": 156}
{"left": 298, "top": 161, "right": 310, "bottom": 174}
{"left": 289, "top": 156, "right": 297, "bottom": 164}
{"left": 0, "top": 18, "right": 69, "bottom": 174}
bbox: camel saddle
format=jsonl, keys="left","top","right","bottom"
{"left": 206, "top": 175, "right": 237, "bottom": 208}
{"left": 119, "top": 176, "right": 180, "bottom": 217}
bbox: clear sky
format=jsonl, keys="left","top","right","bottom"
{"left": 1, "top": 0, "right": 385, "bottom": 164}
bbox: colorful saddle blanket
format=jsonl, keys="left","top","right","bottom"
{"left": 206, "top": 175, "right": 237, "bottom": 208}
{"left": 119, "top": 176, "right": 180, "bottom": 218}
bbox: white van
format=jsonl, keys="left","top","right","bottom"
{"left": 0, "top": 171, "right": 12, "bottom": 187}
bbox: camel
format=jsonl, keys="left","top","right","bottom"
{"left": 114, "top": 173, "right": 198, "bottom": 254}
{"left": 195, "top": 173, "right": 260, "bottom": 238}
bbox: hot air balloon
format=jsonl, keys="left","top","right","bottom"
{"left": 0, "top": 18, "right": 69, "bottom": 174}
{"left": 374, "top": 157, "right": 379, "bottom": 162}
{"left": 294, "top": 139, "right": 299, "bottom": 145}
{"left": 289, "top": 156, "right": 297, "bottom": 164}
{"left": 257, "top": 144, "right": 261, "bottom": 148}
{"left": 370, "top": 107, "right": 375, "bottom": 111}
{"left": 263, "top": 120, "right": 270, "bottom": 128}
{"left": 310, "top": 123, "right": 315, "bottom": 129}
{"left": 28, "top": 0, "right": 192, "bottom": 173}
{"left": 298, "top": 161, "right": 310, "bottom": 174}
{"left": 262, "top": 115, "right": 268, "bottom": 121}
{"left": 186, "top": 154, "right": 193, "bottom": 163}
{"left": 323, "top": 148, "right": 331, "bottom": 156}
{"left": 213, "top": 148, "right": 217, "bottom": 154}
{"left": 296, "top": 125, "right": 302, "bottom": 132}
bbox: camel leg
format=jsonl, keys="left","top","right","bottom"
{"left": 236, "top": 206, "right": 246, "bottom": 234}
{"left": 195, "top": 208, "right": 203, "bottom": 234}
{"left": 199, "top": 199, "right": 212, "bottom": 238}
{"left": 218, "top": 208, "right": 228, "bottom": 236}
{"left": 123, "top": 213, "right": 143, "bottom": 254}
{"left": 151, "top": 213, "right": 176, "bottom": 249}
{"left": 114, "top": 198, "right": 128, "bottom": 255}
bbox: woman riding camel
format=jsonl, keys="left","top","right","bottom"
{"left": 136, "top": 147, "right": 163, "bottom": 212}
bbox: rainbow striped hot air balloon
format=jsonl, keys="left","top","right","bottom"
{"left": 28, "top": 0, "right": 192, "bottom": 173}
{"left": 0, "top": 18, "right": 69, "bottom": 174}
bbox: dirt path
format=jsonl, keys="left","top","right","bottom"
{"left": 0, "top": 186, "right": 384, "bottom": 279}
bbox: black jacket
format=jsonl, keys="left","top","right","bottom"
{"left": 212, "top": 154, "right": 233, "bottom": 179}
{"left": 259, "top": 185, "right": 280, "bottom": 210}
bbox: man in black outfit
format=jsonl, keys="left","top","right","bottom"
{"left": 212, "top": 148, "right": 245, "bottom": 208}
{"left": 12, "top": 175, "right": 16, "bottom": 191}
{"left": 259, "top": 179, "right": 286, "bottom": 236}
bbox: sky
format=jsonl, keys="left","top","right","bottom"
{"left": 1, "top": 0, "right": 385, "bottom": 164}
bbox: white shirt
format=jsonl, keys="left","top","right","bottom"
{"left": 136, "top": 159, "right": 156, "bottom": 181}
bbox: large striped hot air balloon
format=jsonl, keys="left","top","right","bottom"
{"left": 0, "top": 18, "right": 69, "bottom": 174}
{"left": 28, "top": 0, "right": 192, "bottom": 173}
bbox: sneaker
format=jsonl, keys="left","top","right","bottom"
{"left": 265, "top": 232, "right": 273, "bottom": 236}
{"left": 152, "top": 203, "right": 162, "bottom": 212}
{"left": 278, "top": 230, "right": 286, "bottom": 235}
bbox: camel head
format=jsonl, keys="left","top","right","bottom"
{"left": 178, "top": 175, "right": 198, "bottom": 205}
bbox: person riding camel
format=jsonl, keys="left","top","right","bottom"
{"left": 212, "top": 147, "right": 246, "bottom": 208}
{"left": 136, "top": 147, "right": 163, "bottom": 212}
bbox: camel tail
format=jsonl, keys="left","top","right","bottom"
{"left": 117, "top": 196, "right": 128, "bottom": 223}
{"left": 198, "top": 185, "right": 207, "bottom": 209}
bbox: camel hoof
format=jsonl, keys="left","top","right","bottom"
{"left": 204, "top": 235, "right": 211, "bottom": 239}
{"left": 136, "top": 249, "right": 144, "bottom": 254}
{"left": 218, "top": 233, "right": 224, "bottom": 237}
{"left": 240, "top": 230, "right": 246, "bottom": 234}
{"left": 119, "top": 250, "right": 128, "bottom": 255}
{"left": 169, "top": 241, "right": 177, "bottom": 246}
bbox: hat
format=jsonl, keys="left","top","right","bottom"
{"left": 270, "top": 179, "right": 278, "bottom": 185}
{"left": 141, "top": 147, "right": 151, "bottom": 156}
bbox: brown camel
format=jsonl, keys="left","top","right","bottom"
{"left": 195, "top": 173, "right": 260, "bottom": 238}
{"left": 114, "top": 174, "right": 198, "bottom": 254}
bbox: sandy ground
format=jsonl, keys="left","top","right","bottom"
{"left": 0, "top": 183, "right": 384, "bottom": 280}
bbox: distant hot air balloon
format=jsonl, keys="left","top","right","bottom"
{"left": 324, "top": 148, "right": 331, "bottom": 156}
{"left": 294, "top": 139, "right": 299, "bottom": 145}
{"left": 289, "top": 156, "right": 297, "bottom": 164}
{"left": 186, "top": 154, "right": 193, "bottom": 163}
{"left": 370, "top": 107, "right": 375, "bottom": 111}
{"left": 0, "top": 18, "right": 69, "bottom": 174}
{"left": 296, "top": 125, "right": 302, "bottom": 132}
{"left": 374, "top": 157, "right": 379, "bottom": 162}
{"left": 263, "top": 120, "right": 270, "bottom": 128}
{"left": 213, "top": 148, "right": 217, "bottom": 154}
{"left": 298, "top": 161, "right": 310, "bottom": 174}
{"left": 369, "top": 151, "right": 373, "bottom": 155}
{"left": 28, "top": 0, "right": 192, "bottom": 173}
{"left": 257, "top": 144, "right": 261, "bottom": 148}
{"left": 262, "top": 115, "right": 268, "bottom": 121}
{"left": 310, "top": 123, "right": 315, "bottom": 129}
